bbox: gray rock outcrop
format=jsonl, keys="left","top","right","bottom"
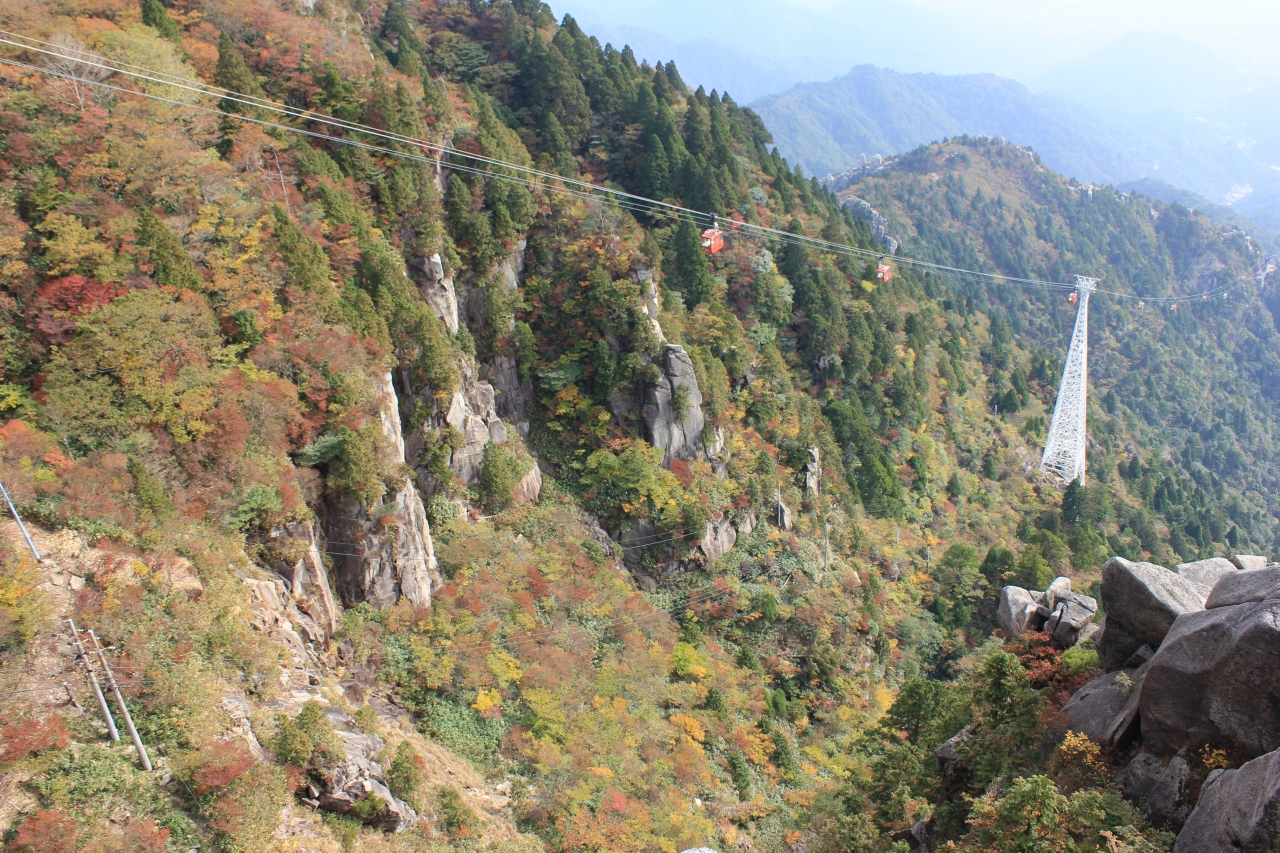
{"left": 1205, "top": 567, "right": 1280, "bottom": 609}
{"left": 1173, "top": 747, "right": 1280, "bottom": 853}
{"left": 1044, "top": 589, "right": 1099, "bottom": 648}
{"left": 256, "top": 521, "right": 340, "bottom": 641}
{"left": 998, "top": 586, "right": 1040, "bottom": 638}
{"left": 700, "top": 516, "right": 737, "bottom": 563}
{"left": 1059, "top": 659, "right": 1148, "bottom": 750}
{"left": 641, "top": 345, "right": 705, "bottom": 465}
{"left": 442, "top": 361, "right": 508, "bottom": 486}
{"left": 319, "top": 727, "right": 417, "bottom": 832}
{"left": 1140, "top": 598, "right": 1280, "bottom": 758}
{"left": 803, "top": 448, "right": 822, "bottom": 494}
{"left": 996, "top": 578, "right": 1097, "bottom": 647}
{"left": 1096, "top": 557, "right": 1208, "bottom": 670}
{"left": 1058, "top": 669, "right": 1138, "bottom": 746}
{"left": 1231, "top": 554, "right": 1271, "bottom": 571}
{"left": 1172, "top": 557, "right": 1238, "bottom": 589}
{"left": 328, "top": 370, "right": 440, "bottom": 610}
{"left": 516, "top": 463, "right": 542, "bottom": 504}
{"left": 935, "top": 725, "right": 974, "bottom": 805}
{"left": 412, "top": 253, "right": 459, "bottom": 334}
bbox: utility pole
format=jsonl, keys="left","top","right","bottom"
{"left": 0, "top": 479, "right": 40, "bottom": 562}
{"left": 1041, "top": 275, "right": 1097, "bottom": 485}
{"left": 67, "top": 619, "right": 118, "bottom": 742}
{"left": 89, "top": 630, "right": 152, "bottom": 772}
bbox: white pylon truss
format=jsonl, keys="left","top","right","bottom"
{"left": 1041, "top": 276, "right": 1097, "bottom": 485}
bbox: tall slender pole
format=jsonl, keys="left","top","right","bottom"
{"left": 89, "top": 630, "right": 152, "bottom": 771}
{"left": 67, "top": 619, "right": 118, "bottom": 741}
{"left": 0, "top": 479, "right": 40, "bottom": 562}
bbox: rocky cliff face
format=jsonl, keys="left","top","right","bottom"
{"left": 326, "top": 369, "right": 440, "bottom": 609}
{"left": 642, "top": 344, "right": 707, "bottom": 466}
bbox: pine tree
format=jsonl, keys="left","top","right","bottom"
{"left": 271, "top": 206, "right": 332, "bottom": 297}
{"left": 140, "top": 0, "right": 182, "bottom": 42}
{"left": 136, "top": 208, "right": 201, "bottom": 291}
{"left": 683, "top": 101, "right": 712, "bottom": 158}
{"left": 213, "top": 33, "right": 264, "bottom": 153}
{"left": 639, "top": 135, "right": 670, "bottom": 200}
{"left": 1061, "top": 478, "right": 1084, "bottom": 527}
{"left": 673, "top": 218, "right": 713, "bottom": 307}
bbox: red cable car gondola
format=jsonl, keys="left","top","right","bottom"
{"left": 1068, "top": 291, "right": 1079, "bottom": 305}
{"left": 876, "top": 261, "right": 893, "bottom": 282}
{"left": 701, "top": 228, "right": 724, "bottom": 254}
{"left": 701, "top": 224, "right": 724, "bottom": 255}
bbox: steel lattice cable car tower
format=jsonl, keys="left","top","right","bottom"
{"left": 1040, "top": 276, "right": 1097, "bottom": 485}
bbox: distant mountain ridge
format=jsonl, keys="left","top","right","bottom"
{"left": 751, "top": 65, "right": 1133, "bottom": 181}
{"left": 750, "top": 63, "right": 1280, "bottom": 232}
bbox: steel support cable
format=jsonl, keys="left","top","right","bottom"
{"left": 0, "top": 34, "right": 1259, "bottom": 306}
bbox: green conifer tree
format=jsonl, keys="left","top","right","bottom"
{"left": 673, "top": 217, "right": 713, "bottom": 307}
{"left": 639, "top": 135, "right": 670, "bottom": 199}
{"left": 213, "top": 33, "right": 265, "bottom": 153}
{"left": 140, "top": 0, "right": 182, "bottom": 42}
{"left": 271, "top": 206, "right": 332, "bottom": 297}
{"left": 136, "top": 208, "right": 201, "bottom": 291}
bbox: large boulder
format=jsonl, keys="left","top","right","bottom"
{"left": 1096, "top": 557, "right": 1207, "bottom": 670}
{"left": 1231, "top": 554, "right": 1271, "bottom": 572}
{"left": 1173, "top": 557, "right": 1238, "bottom": 588}
{"left": 1173, "top": 747, "right": 1280, "bottom": 852}
{"left": 1205, "top": 567, "right": 1280, "bottom": 609}
{"left": 1058, "top": 659, "right": 1149, "bottom": 750}
{"left": 1058, "top": 670, "right": 1134, "bottom": 743}
{"left": 935, "top": 725, "right": 974, "bottom": 806}
{"left": 700, "top": 516, "right": 737, "bottom": 563}
{"left": 1115, "top": 752, "right": 1194, "bottom": 831}
{"left": 998, "top": 586, "right": 1042, "bottom": 638}
{"left": 1140, "top": 599, "right": 1280, "bottom": 758}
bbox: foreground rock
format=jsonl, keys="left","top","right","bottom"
{"left": 1205, "top": 567, "right": 1280, "bottom": 609}
{"left": 996, "top": 577, "right": 1097, "bottom": 647}
{"left": 1058, "top": 666, "right": 1145, "bottom": 749}
{"left": 1140, "top": 597, "right": 1280, "bottom": 758}
{"left": 1115, "top": 753, "right": 1194, "bottom": 831}
{"left": 1096, "top": 557, "right": 1207, "bottom": 670}
{"left": 1173, "top": 747, "right": 1280, "bottom": 852}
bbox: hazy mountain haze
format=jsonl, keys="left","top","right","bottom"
{"left": 561, "top": 1, "right": 1280, "bottom": 223}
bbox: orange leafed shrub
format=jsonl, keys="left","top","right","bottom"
{"left": 191, "top": 740, "right": 257, "bottom": 793}
{"left": 5, "top": 810, "right": 78, "bottom": 853}
{"left": 0, "top": 715, "right": 73, "bottom": 764}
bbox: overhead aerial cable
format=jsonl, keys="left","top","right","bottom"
{"left": 0, "top": 30, "right": 1260, "bottom": 308}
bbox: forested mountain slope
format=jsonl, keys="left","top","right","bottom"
{"left": 0, "top": 2, "right": 1275, "bottom": 853}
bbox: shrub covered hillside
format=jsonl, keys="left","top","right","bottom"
{"left": 0, "top": 2, "right": 1277, "bottom": 853}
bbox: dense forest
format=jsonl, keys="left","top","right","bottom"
{"left": 0, "top": 1, "right": 1276, "bottom": 852}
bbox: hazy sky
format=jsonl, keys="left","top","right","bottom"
{"left": 555, "top": 0, "right": 1280, "bottom": 81}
